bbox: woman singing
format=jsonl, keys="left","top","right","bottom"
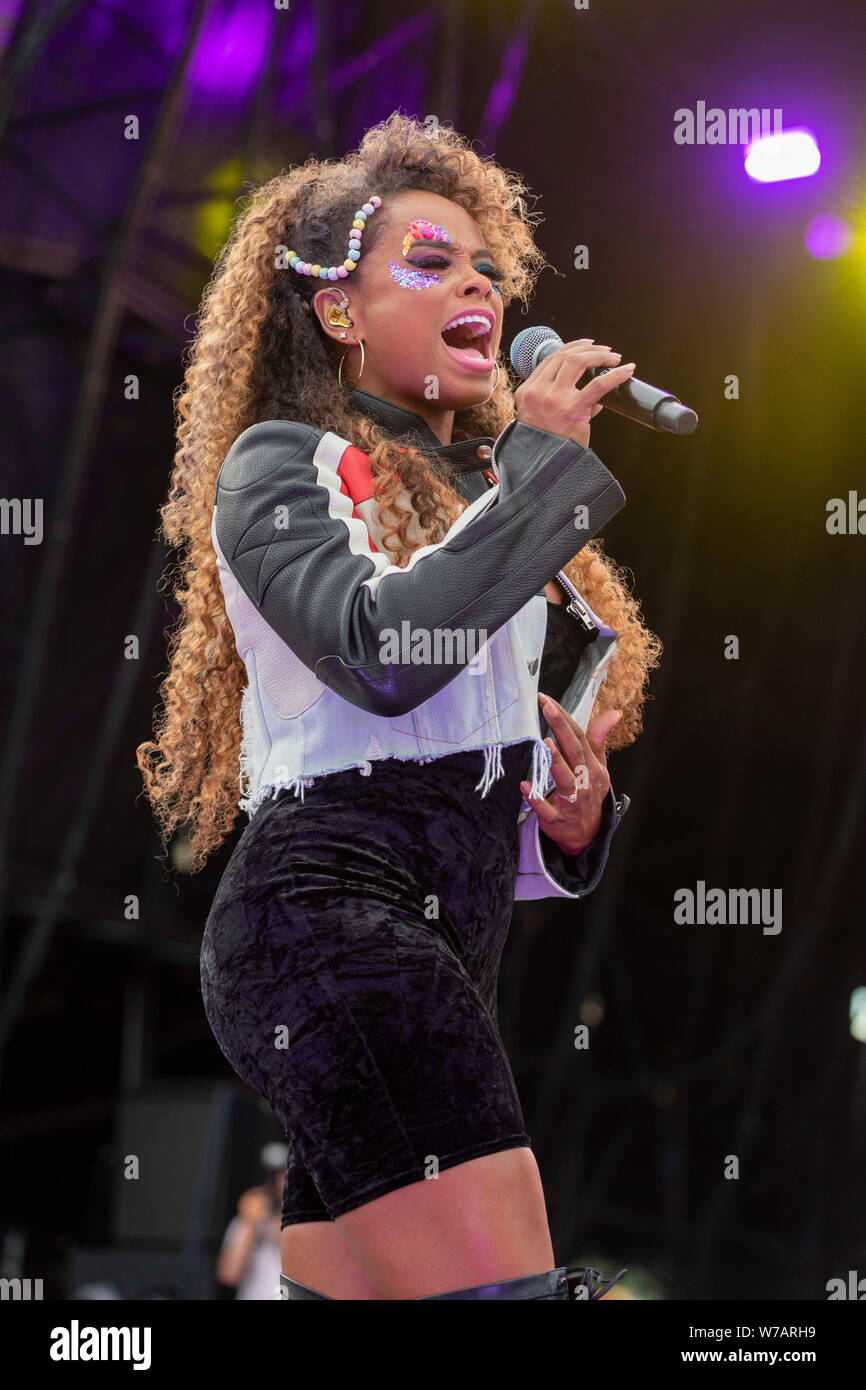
{"left": 137, "top": 112, "right": 661, "bottom": 1301}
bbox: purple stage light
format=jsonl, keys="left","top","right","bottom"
{"left": 188, "top": 1, "right": 272, "bottom": 97}
{"left": 744, "top": 128, "right": 821, "bottom": 183}
{"left": 0, "top": 0, "right": 27, "bottom": 62}
{"left": 804, "top": 213, "right": 852, "bottom": 260}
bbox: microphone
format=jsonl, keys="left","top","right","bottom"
{"left": 510, "top": 326, "right": 698, "bottom": 435}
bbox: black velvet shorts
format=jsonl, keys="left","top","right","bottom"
{"left": 199, "top": 739, "right": 537, "bottom": 1227}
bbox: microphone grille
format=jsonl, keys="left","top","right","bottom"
{"left": 510, "top": 325, "right": 562, "bottom": 380}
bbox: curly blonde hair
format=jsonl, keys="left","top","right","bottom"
{"left": 136, "top": 111, "right": 661, "bottom": 873}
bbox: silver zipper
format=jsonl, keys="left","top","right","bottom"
{"left": 555, "top": 569, "right": 599, "bottom": 638}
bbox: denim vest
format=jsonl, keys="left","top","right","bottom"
{"left": 211, "top": 406, "right": 622, "bottom": 900}
{"left": 212, "top": 483, "right": 617, "bottom": 821}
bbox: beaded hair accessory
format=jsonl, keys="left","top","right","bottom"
{"left": 287, "top": 194, "right": 383, "bottom": 282}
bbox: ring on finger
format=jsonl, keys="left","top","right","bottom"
{"left": 553, "top": 765, "right": 582, "bottom": 805}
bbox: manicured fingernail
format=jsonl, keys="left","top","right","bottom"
{"left": 520, "top": 781, "right": 530, "bottom": 797}
{"left": 543, "top": 701, "right": 556, "bottom": 719}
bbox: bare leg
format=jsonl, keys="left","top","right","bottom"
{"left": 333, "top": 1147, "right": 555, "bottom": 1300}
{"left": 281, "top": 1223, "right": 383, "bottom": 1300}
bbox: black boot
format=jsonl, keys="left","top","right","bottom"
{"left": 280, "top": 1273, "right": 333, "bottom": 1300}
{"left": 278, "top": 1268, "right": 567, "bottom": 1300}
{"left": 566, "top": 1265, "right": 629, "bottom": 1300}
{"left": 279, "top": 1264, "right": 628, "bottom": 1300}
{"left": 418, "top": 1264, "right": 629, "bottom": 1300}
{"left": 415, "top": 1267, "right": 569, "bottom": 1300}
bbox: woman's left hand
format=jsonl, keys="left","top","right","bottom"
{"left": 520, "top": 693, "right": 623, "bottom": 856}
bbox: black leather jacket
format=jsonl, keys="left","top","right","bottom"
{"left": 211, "top": 387, "right": 630, "bottom": 900}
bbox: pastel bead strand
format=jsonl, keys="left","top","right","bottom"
{"left": 288, "top": 194, "right": 382, "bottom": 282}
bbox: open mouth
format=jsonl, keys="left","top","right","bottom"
{"left": 440, "top": 311, "right": 495, "bottom": 371}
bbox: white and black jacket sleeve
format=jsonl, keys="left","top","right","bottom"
{"left": 516, "top": 785, "right": 632, "bottom": 901}
{"left": 213, "top": 416, "right": 627, "bottom": 716}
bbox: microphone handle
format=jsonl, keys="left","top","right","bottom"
{"left": 578, "top": 365, "right": 698, "bottom": 435}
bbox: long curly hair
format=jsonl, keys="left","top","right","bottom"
{"left": 136, "top": 112, "right": 662, "bottom": 873}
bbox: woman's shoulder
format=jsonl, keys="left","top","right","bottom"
{"left": 218, "top": 416, "right": 353, "bottom": 488}
{"left": 225, "top": 415, "right": 324, "bottom": 460}
{"left": 214, "top": 419, "right": 376, "bottom": 523}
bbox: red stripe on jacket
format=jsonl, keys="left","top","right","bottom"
{"left": 336, "top": 443, "right": 379, "bottom": 554}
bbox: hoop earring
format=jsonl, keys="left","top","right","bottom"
{"left": 338, "top": 338, "right": 365, "bottom": 389}
{"left": 479, "top": 359, "right": 501, "bottom": 406}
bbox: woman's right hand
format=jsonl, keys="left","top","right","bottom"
{"left": 513, "top": 339, "right": 636, "bottom": 449}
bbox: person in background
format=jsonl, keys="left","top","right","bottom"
{"left": 216, "top": 1143, "right": 287, "bottom": 1300}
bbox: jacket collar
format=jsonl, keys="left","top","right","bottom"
{"left": 348, "top": 388, "right": 495, "bottom": 475}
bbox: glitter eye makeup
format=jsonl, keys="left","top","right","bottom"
{"left": 401, "top": 218, "right": 451, "bottom": 257}
{"left": 389, "top": 261, "right": 440, "bottom": 290}
{"left": 392, "top": 217, "right": 503, "bottom": 291}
